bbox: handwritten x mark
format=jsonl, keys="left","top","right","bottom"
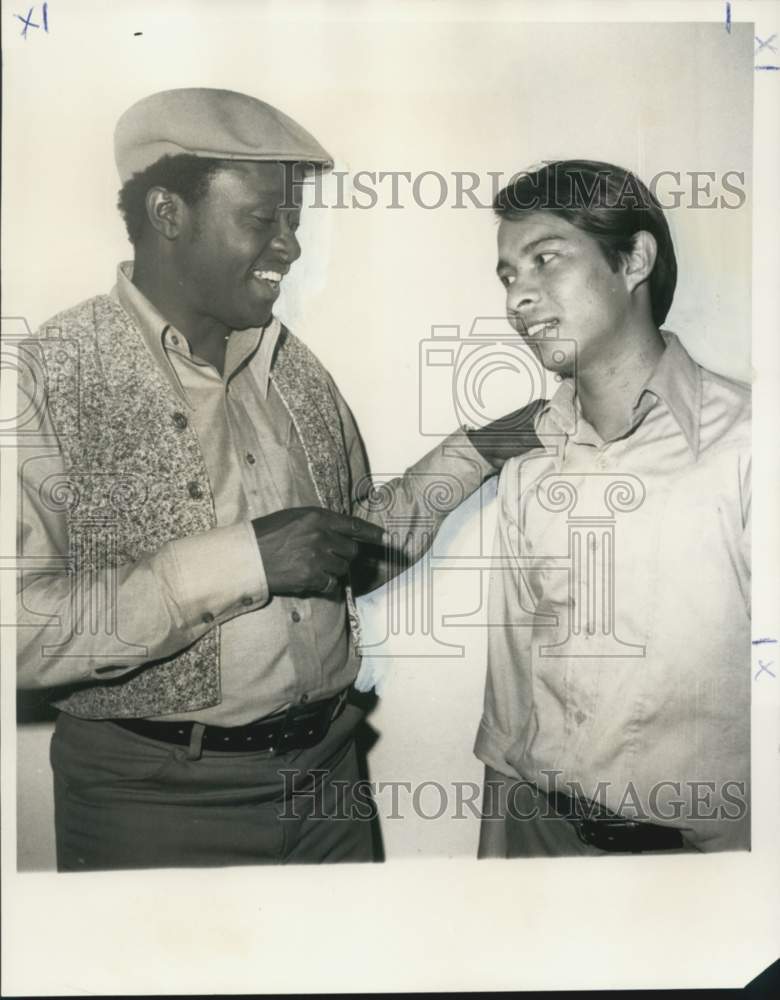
{"left": 755, "top": 34, "right": 778, "bottom": 53}
{"left": 14, "top": 7, "right": 38, "bottom": 37}
{"left": 754, "top": 659, "right": 776, "bottom": 681}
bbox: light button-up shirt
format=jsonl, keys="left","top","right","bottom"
{"left": 475, "top": 333, "right": 750, "bottom": 851}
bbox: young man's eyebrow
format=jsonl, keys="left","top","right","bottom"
{"left": 526, "top": 234, "right": 568, "bottom": 249}
{"left": 496, "top": 235, "right": 569, "bottom": 274}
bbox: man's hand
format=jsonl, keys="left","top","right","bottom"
{"left": 466, "top": 398, "right": 547, "bottom": 472}
{"left": 251, "top": 507, "right": 385, "bottom": 597}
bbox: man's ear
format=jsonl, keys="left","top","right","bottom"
{"left": 623, "top": 230, "right": 657, "bottom": 294}
{"left": 144, "top": 186, "right": 186, "bottom": 241}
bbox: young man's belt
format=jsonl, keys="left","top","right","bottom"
{"left": 110, "top": 688, "right": 349, "bottom": 755}
{"left": 546, "top": 788, "right": 687, "bottom": 853}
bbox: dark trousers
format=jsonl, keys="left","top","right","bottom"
{"left": 51, "top": 704, "right": 376, "bottom": 871}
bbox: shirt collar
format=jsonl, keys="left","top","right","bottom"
{"left": 537, "top": 377, "right": 578, "bottom": 438}
{"left": 536, "top": 331, "right": 702, "bottom": 457}
{"left": 634, "top": 331, "right": 702, "bottom": 457}
{"left": 112, "top": 261, "right": 282, "bottom": 403}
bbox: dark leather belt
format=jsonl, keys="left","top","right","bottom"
{"left": 546, "top": 788, "right": 686, "bottom": 853}
{"left": 110, "top": 688, "right": 349, "bottom": 755}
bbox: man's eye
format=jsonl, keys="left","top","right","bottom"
{"left": 537, "top": 252, "right": 557, "bottom": 266}
{"left": 251, "top": 216, "right": 274, "bottom": 226}
{"left": 499, "top": 274, "right": 515, "bottom": 288}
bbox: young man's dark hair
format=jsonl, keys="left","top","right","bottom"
{"left": 493, "top": 159, "right": 677, "bottom": 326}
{"left": 117, "top": 153, "right": 223, "bottom": 245}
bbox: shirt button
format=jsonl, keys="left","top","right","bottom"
{"left": 245, "top": 453, "right": 256, "bottom": 465}
{"left": 201, "top": 611, "right": 215, "bottom": 624}
{"left": 170, "top": 334, "right": 180, "bottom": 346}
{"left": 240, "top": 595, "right": 253, "bottom": 607}
{"left": 291, "top": 610, "right": 301, "bottom": 623}
{"left": 172, "top": 411, "right": 188, "bottom": 430}
{"left": 300, "top": 693, "right": 309, "bottom": 703}
{"left": 188, "top": 481, "right": 204, "bottom": 500}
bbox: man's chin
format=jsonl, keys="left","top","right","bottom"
{"left": 528, "top": 341, "right": 575, "bottom": 378}
{"left": 234, "top": 306, "right": 274, "bottom": 331}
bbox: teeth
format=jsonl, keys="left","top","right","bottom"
{"left": 526, "top": 320, "right": 558, "bottom": 337}
{"left": 253, "top": 270, "right": 283, "bottom": 283}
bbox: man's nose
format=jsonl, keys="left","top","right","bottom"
{"left": 270, "top": 218, "right": 301, "bottom": 262}
{"left": 506, "top": 274, "right": 541, "bottom": 314}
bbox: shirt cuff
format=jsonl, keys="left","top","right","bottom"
{"left": 473, "top": 718, "right": 522, "bottom": 780}
{"left": 153, "top": 521, "right": 269, "bottom": 630}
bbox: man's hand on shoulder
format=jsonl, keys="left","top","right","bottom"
{"left": 465, "top": 398, "right": 547, "bottom": 472}
{"left": 251, "top": 507, "right": 385, "bottom": 597}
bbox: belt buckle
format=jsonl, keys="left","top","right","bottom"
{"left": 576, "top": 818, "right": 670, "bottom": 853}
{"left": 270, "top": 708, "right": 315, "bottom": 757}
{"left": 268, "top": 689, "right": 347, "bottom": 756}
{"left": 575, "top": 818, "right": 616, "bottom": 850}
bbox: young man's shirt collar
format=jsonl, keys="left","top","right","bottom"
{"left": 536, "top": 331, "right": 702, "bottom": 457}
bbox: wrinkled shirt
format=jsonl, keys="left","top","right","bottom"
{"left": 17, "top": 263, "right": 493, "bottom": 724}
{"left": 475, "top": 333, "right": 751, "bottom": 851}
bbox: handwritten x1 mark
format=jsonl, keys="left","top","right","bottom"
{"left": 756, "top": 34, "right": 777, "bottom": 53}
{"left": 754, "top": 659, "right": 776, "bottom": 681}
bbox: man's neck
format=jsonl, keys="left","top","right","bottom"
{"left": 575, "top": 322, "right": 666, "bottom": 442}
{"left": 131, "top": 254, "right": 229, "bottom": 375}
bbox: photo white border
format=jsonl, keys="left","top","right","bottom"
{"left": 2, "top": 0, "right": 778, "bottom": 993}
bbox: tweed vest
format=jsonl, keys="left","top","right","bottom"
{"left": 35, "top": 294, "right": 356, "bottom": 719}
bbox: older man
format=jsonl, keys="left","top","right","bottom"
{"left": 16, "top": 88, "right": 540, "bottom": 870}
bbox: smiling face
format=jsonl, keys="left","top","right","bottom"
{"left": 496, "top": 210, "right": 634, "bottom": 377}
{"left": 172, "top": 160, "right": 303, "bottom": 332}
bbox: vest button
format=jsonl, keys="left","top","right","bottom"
{"left": 240, "top": 595, "right": 253, "bottom": 607}
{"left": 291, "top": 610, "right": 301, "bottom": 623}
{"left": 172, "top": 411, "right": 188, "bottom": 430}
{"left": 188, "top": 481, "right": 204, "bottom": 500}
{"left": 245, "top": 453, "right": 256, "bottom": 465}
{"left": 201, "top": 611, "right": 215, "bottom": 624}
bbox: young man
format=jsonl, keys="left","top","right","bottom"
{"left": 476, "top": 160, "right": 750, "bottom": 856}
{"left": 16, "top": 88, "right": 538, "bottom": 870}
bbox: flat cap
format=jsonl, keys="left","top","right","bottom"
{"left": 114, "top": 87, "right": 333, "bottom": 182}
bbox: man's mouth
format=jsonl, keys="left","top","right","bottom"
{"left": 251, "top": 269, "right": 285, "bottom": 293}
{"left": 522, "top": 318, "right": 559, "bottom": 339}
